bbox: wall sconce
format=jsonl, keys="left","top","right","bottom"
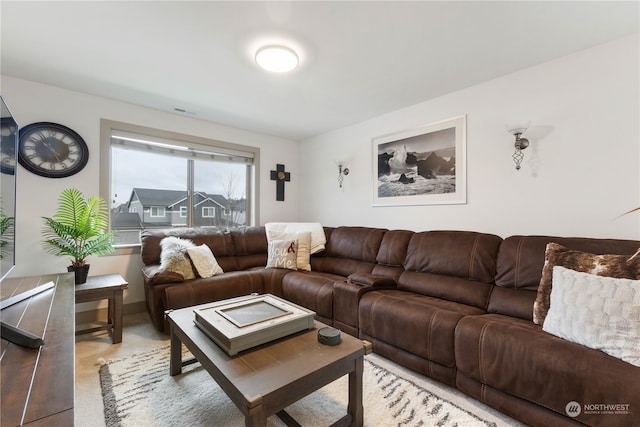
{"left": 338, "top": 164, "right": 349, "bottom": 188}
{"left": 508, "top": 125, "right": 530, "bottom": 171}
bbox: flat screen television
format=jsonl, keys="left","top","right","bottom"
{"left": 0, "top": 95, "right": 17, "bottom": 282}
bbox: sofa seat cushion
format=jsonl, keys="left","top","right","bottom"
{"left": 281, "top": 271, "right": 343, "bottom": 319}
{"left": 164, "top": 270, "right": 265, "bottom": 313}
{"left": 359, "top": 289, "right": 485, "bottom": 367}
{"left": 455, "top": 314, "right": 640, "bottom": 425}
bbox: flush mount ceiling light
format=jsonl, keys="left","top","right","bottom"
{"left": 255, "top": 45, "right": 299, "bottom": 73}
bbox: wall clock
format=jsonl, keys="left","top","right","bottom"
{"left": 18, "top": 122, "right": 89, "bottom": 178}
{"left": 0, "top": 117, "right": 18, "bottom": 175}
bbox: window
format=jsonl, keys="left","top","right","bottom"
{"left": 202, "top": 207, "right": 215, "bottom": 218}
{"left": 150, "top": 207, "right": 165, "bottom": 217}
{"left": 101, "top": 120, "right": 259, "bottom": 247}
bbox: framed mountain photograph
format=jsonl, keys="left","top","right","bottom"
{"left": 372, "top": 115, "right": 467, "bottom": 206}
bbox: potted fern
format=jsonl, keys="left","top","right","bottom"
{"left": 0, "top": 209, "right": 14, "bottom": 260}
{"left": 42, "top": 188, "right": 115, "bottom": 284}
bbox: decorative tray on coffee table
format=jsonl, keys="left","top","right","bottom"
{"left": 193, "top": 294, "right": 316, "bottom": 356}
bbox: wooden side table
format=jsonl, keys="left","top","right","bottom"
{"left": 75, "top": 274, "right": 128, "bottom": 344}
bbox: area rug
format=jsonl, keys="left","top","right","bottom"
{"left": 99, "top": 345, "right": 524, "bottom": 427}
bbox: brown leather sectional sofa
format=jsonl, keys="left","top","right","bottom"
{"left": 140, "top": 225, "right": 639, "bottom": 427}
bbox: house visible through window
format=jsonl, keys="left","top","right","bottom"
{"left": 101, "top": 120, "right": 259, "bottom": 246}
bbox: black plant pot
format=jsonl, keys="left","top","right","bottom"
{"left": 68, "top": 264, "right": 90, "bottom": 285}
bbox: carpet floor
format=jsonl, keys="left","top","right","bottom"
{"left": 98, "top": 344, "right": 526, "bottom": 427}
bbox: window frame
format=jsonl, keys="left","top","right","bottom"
{"left": 202, "top": 206, "right": 215, "bottom": 218}
{"left": 149, "top": 206, "right": 165, "bottom": 217}
{"left": 100, "top": 119, "right": 260, "bottom": 254}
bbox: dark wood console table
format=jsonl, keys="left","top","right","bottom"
{"left": 0, "top": 273, "right": 75, "bottom": 427}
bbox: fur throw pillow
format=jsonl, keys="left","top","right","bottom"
{"left": 533, "top": 243, "right": 640, "bottom": 325}
{"left": 159, "top": 236, "right": 196, "bottom": 280}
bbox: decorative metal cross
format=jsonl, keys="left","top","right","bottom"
{"left": 270, "top": 164, "right": 290, "bottom": 201}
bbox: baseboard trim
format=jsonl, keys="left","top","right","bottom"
{"left": 75, "top": 301, "right": 147, "bottom": 325}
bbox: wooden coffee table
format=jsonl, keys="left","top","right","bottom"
{"left": 167, "top": 302, "right": 367, "bottom": 427}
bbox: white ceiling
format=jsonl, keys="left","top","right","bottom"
{"left": 1, "top": 1, "right": 638, "bottom": 141}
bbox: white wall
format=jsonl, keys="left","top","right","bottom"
{"left": 2, "top": 34, "right": 638, "bottom": 313}
{"left": 0, "top": 76, "right": 299, "bottom": 308}
{"left": 299, "top": 35, "right": 640, "bottom": 241}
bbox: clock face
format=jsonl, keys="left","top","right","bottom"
{"left": 0, "top": 117, "right": 18, "bottom": 175}
{"left": 18, "top": 122, "right": 89, "bottom": 178}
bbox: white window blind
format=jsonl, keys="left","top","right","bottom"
{"left": 110, "top": 131, "right": 254, "bottom": 164}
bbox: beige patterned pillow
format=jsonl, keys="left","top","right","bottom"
{"left": 266, "top": 239, "right": 297, "bottom": 270}
{"left": 266, "top": 231, "right": 311, "bottom": 271}
{"left": 533, "top": 243, "right": 640, "bottom": 325}
{"left": 187, "top": 244, "right": 223, "bottom": 278}
{"left": 294, "top": 232, "right": 311, "bottom": 271}
{"left": 543, "top": 266, "right": 640, "bottom": 367}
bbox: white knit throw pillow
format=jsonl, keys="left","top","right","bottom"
{"left": 543, "top": 266, "right": 640, "bottom": 367}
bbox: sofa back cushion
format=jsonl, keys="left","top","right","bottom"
{"left": 404, "top": 231, "right": 502, "bottom": 282}
{"left": 141, "top": 227, "right": 231, "bottom": 263}
{"left": 140, "top": 226, "right": 268, "bottom": 272}
{"left": 311, "top": 226, "right": 386, "bottom": 276}
{"left": 371, "top": 229, "right": 414, "bottom": 280}
{"left": 399, "top": 231, "right": 502, "bottom": 308}
{"left": 490, "top": 235, "right": 640, "bottom": 320}
{"left": 229, "top": 226, "right": 269, "bottom": 270}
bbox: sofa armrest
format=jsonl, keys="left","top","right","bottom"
{"left": 142, "top": 264, "right": 184, "bottom": 285}
{"left": 334, "top": 277, "right": 396, "bottom": 336}
{"left": 347, "top": 273, "right": 396, "bottom": 288}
